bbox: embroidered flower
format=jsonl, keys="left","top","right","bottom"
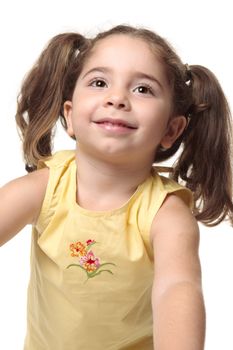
{"left": 86, "top": 239, "right": 95, "bottom": 246}
{"left": 66, "top": 239, "right": 116, "bottom": 281}
{"left": 80, "top": 251, "right": 100, "bottom": 272}
{"left": 70, "top": 241, "right": 87, "bottom": 257}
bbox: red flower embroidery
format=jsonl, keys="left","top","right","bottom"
{"left": 66, "top": 239, "right": 115, "bottom": 281}
{"left": 86, "top": 239, "right": 95, "bottom": 246}
{"left": 80, "top": 251, "right": 100, "bottom": 272}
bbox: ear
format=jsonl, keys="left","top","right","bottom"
{"left": 160, "top": 116, "right": 187, "bottom": 149}
{"left": 63, "top": 100, "right": 75, "bottom": 137}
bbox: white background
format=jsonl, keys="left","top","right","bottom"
{"left": 0, "top": 0, "right": 232, "bottom": 349}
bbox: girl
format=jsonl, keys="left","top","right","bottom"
{"left": 0, "top": 24, "right": 232, "bottom": 349}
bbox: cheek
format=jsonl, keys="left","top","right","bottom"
{"left": 143, "top": 115, "right": 170, "bottom": 147}
{"left": 73, "top": 92, "right": 99, "bottom": 114}
{"left": 70, "top": 103, "right": 91, "bottom": 131}
{"left": 142, "top": 104, "right": 170, "bottom": 130}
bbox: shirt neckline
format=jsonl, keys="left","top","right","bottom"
{"left": 70, "top": 160, "right": 154, "bottom": 217}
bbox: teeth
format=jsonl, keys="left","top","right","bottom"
{"left": 95, "top": 120, "right": 136, "bottom": 129}
{"left": 103, "top": 121, "right": 128, "bottom": 127}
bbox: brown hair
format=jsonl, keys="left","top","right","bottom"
{"left": 15, "top": 25, "right": 233, "bottom": 226}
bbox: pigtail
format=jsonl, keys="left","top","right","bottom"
{"left": 16, "top": 32, "right": 88, "bottom": 172}
{"left": 173, "top": 65, "right": 233, "bottom": 225}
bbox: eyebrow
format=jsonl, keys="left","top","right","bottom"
{"left": 81, "top": 66, "right": 164, "bottom": 90}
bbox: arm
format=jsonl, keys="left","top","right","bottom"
{"left": 0, "top": 168, "right": 49, "bottom": 246}
{"left": 151, "top": 194, "right": 206, "bottom": 350}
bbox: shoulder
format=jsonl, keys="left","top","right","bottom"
{"left": 151, "top": 193, "right": 199, "bottom": 252}
{"left": 151, "top": 193, "right": 198, "bottom": 240}
{"left": 1, "top": 167, "right": 49, "bottom": 196}
{"left": 26, "top": 167, "right": 49, "bottom": 191}
{"left": 28, "top": 168, "right": 50, "bottom": 223}
{"left": 0, "top": 168, "right": 50, "bottom": 244}
{"left": 151, "top": 194, "right": 200, "bottom": 293}
{"left": 1, "top": 167, "right": 50, "bottom": 224}
{"left": 37, "top": 150, "right": 75, "bottom": 170}
{"left": 156, "top": 172, "right": 194, "bottom": 210}
{"left": 149, "top": 174, "right": 197, "bottom": 249}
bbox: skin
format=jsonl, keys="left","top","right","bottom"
{"left": 0, "top": 34, "right": 205, "bottom": 349}
{"left": 63, "top": 35, "right": 186, "bottom": 210}
{"left": 64, "top": 35, "right": 205, "bottom": 348}
{"left": 0, "top": 168, "right": 49, "bottom": 246}
{"left": 64, "top": 35, "right": 185, "bottom": 166}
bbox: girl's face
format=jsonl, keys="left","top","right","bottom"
{"left": 64, "top": 35, "right": 186, "bottom": 165}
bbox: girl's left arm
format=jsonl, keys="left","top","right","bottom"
{"left": 151, "top": 194, "right": 206, "bottom": 350}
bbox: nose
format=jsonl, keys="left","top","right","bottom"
{"left": 103, "top": 90, "right": 131, "bottom": 111}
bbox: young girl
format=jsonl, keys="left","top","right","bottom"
{"left": 0, "top": 24, "right": 232, "bottom": 349}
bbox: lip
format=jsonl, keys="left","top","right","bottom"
{"left": 93, "top": 117, "right": 138, "bottom": 129}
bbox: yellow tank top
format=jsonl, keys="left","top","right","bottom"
{"left": 24, "top": 150, "right": 192, "bottom": 350}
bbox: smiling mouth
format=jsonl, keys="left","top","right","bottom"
{"left": 94, "top": 119, "right": 137, "bottom": 129}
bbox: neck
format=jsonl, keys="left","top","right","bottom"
{"left": 74, "top": 148, "right": 153, "bottom": 211}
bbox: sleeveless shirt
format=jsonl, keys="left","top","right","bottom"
{"left": 23, "top": 150, "right": 193, "bottom": 350}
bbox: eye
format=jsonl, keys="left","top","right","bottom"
{"left": 89, "top": 78, "right": 107, "bottom": 88}
{"left": 134, "top": 84, "right": 154, "bottom": 95}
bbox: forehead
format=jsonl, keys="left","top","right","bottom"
{"left": 82, "top": 34, "right": 166, "bottom": 78}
